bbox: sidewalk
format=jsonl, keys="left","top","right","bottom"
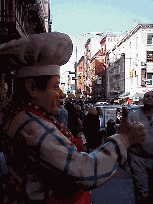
{"left": 91, "top": 166, "right": 135, "bottom": 204}
{"left": 82, "top": 146, "right": 135, "bottom": 204}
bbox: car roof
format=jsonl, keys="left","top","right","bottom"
{"left": 94, "top": 105, "right": 122, "bottom": 109}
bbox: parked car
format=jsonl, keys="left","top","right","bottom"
{"left": 94, "top": 101, "right": 108, "bottom": 106}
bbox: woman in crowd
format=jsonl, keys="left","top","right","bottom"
{"left": 83, "top": 107, "right": 104, "bottom": 153}
{"left": 96, "top": 107, "right": 106, "bottom": 143}
{"left": 96, "top": 107, "right": 105, "bottom": 130}
{"left": 0, "top": 31, "right": 146, "bottom": 204}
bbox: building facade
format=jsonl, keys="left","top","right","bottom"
{"left": 106, "top": 53, "right": 125, "bottom": 99}
{"left": 81, "top": 35, "right": 122, "bottom": 101}
{"left": 107, "top": 24, "right": 153, "bottom": 99}
{"left": 83, "top": 37, "right": 103, "bottom": 99}
{"left": 90, "top": 49, "right": 106, "bottom": 101}
{"left": 77, "top": 56, "right": 85, "bottom": 95}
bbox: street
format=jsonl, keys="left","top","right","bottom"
{"left": 91, "top": 166, "right": 135, "bottom": 204}
{"left": 82, "top": 146, "right": 135, "bottom": 204}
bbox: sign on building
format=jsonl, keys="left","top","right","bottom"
{"left": 106, "top": 36, "right": 123, "bottom": 51}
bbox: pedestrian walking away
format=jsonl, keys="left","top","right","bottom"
{"left": 83, "top": 107, "right": 101, "bottom": 152}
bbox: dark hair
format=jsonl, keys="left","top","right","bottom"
{"left": 60, "top": 100, "right": 64, "bottom": 105}
{"left": 12, "top": 75, "right": 52, "bottom": 105}
{"left": 96, "top": 107, "right": 103, "bottom": 116}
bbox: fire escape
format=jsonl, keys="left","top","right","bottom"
{"left": 0, "top": 0, "right": 46, "bottom": 44}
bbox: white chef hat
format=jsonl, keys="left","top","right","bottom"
{"left": 0, "top": 32, "right": 73, "bottom": 77}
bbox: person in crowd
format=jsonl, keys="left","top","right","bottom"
{"left": 96, "top": 107, "right": 106, "bottom": 143}
{"left": 96, "top": 107, "right": 105, "bottom": 129}
{"left": 128, "top": 91, "right": 153, "bottom": 203}
{"left": 65, "top": 101, "right": 83, "bottom": 138}
{"left": 75, "top": 104, "right": 83, "bottom": 129}
{"left": 84, "top": 105, "right": 89, "bottom": 115}
{"left": 83, "top": 107, "right": 102, "bottom": 153}
{"left": 0, "top": 31, "right": 146, "bottom": 204}
{"left": 80, "top": 105, "right": 85, "bottom": 123}
{"left": 116, "top": 109, "right": 122, "bottom": 133}
{"left": 64, "top": 98, "right": 76, "bottom": 132}
{"left": 107, "top": 119, "right": 116, "bottom": 137}
{"left": 56, "top": 100, "right": 68, "bottom": 127}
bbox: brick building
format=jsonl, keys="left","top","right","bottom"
{"left": 77, "top": 56, "right": 85, "bottom": 95}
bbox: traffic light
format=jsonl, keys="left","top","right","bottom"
{"left": 134, "top": 70, "right": 136, "bottom": 77}
{"left": 78, "top": 76, "right": 81, "bottom": 81}
{"left": 83, "top": 75, "right": 85, "bottom": 81}
{"left": 130, "top": 70, "right": 133, "bottom": 77}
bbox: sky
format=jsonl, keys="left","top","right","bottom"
{"left": 50, "top": 0, "right": 153, "bottom": 80}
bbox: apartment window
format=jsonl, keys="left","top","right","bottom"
{"left": 147, "top": 51, "right": 153, "bottom": 62}
{"left": 123, "top": 80, "right": 125, "bottom": 89}
{"left": 147, "top": 34, "right": 153, "bottom": 44}
{"left": 118, "top": 64, "right": 120, "bottom": 73}
{"left": 114, "top": 82, "right": 116, "bottom": 88}
{"left": 136, "top": 54, "right": 138, "bottom": 60}
{"left": 122, "top": 61, "right": 125, "bottom": 70}
{"left": 118, "top": 81, "right": 120, "bottom": 89}
{"left": 136, "top": 37, "right": 138, "bottom": 49}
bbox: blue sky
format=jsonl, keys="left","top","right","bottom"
{"left": 50, "top": 0, "right": 153, "bottom": 77}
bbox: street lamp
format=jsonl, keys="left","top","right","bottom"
{"left": 75, "top": 32, "right": 103, "bottom": 95}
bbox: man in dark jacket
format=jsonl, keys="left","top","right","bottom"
{"left": 128, "top": 91, "right": 153, "bottom": 203}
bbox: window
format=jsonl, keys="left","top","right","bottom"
{"left": 121, "top": 79, "right": 123, "bottom": 89}
{"left": 123, "top": 61, "right": 125, "bottom": 69}
{"left": 147, "top": 51, "right": 153, "bottom": 62}
{"left": 118, "top": 81, "right": 120, "bottom": 89}
{"left": 147, "top": 34, "right": 153, "bottom": 44}
{"left": 147, "top": 73, "right": 152, "bottom": 85}
{"left": 136, "top": 54, "right": 138, "bottom": 60}
{"left": 136, "top": 37, "right": 138, "bottom": 49}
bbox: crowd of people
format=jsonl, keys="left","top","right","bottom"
{"left": 55, "top": 98, "right": 109, "bottom": 153}
{"left": 0, "top": 31, "right": 147, "bottom": 204}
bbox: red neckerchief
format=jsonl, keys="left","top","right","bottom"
{"left": 1, "top": 100, "right": 89, "bottom": 203}
{"left": 0, "top": 100, "right": 84, "bottom": 152}
{"left": 21, "top": 105, "right": 74, "bottom": 140}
